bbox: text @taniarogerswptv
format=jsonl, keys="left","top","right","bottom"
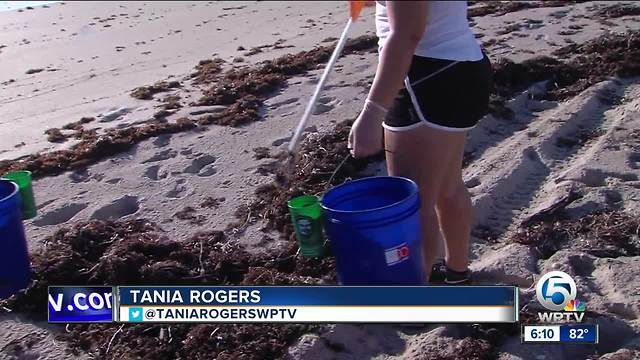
{"left": 123, "top": 307, "right": 298, "bottom": 322}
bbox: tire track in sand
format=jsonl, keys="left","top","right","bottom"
{"left": 465, "top": 79, "right": 632, "bottom": 256}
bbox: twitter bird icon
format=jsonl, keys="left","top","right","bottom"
{"left": 129, "top": 307, "right": 143, "bottom": 322}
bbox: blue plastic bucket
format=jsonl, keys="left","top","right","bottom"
{"left": 0, "top": 180, "right": 31, "bottom": 298}
{"left": 321, "top": 176, "right": 425, "bottom": 285}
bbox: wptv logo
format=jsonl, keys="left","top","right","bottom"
{"left": 536, "top": 271, "right": 586, "bottom": 323}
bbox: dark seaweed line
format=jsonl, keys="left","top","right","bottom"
{"left": 0, "top": 36, "right": 379, "bottom": 180}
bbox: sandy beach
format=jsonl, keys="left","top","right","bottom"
{"left": 1, "top": 1, "right": 640, "bottom": 359}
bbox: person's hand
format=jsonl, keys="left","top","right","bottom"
{"left": 348, "top": 99, "right": 388, "bottom": 158}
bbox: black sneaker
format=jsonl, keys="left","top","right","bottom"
{"left": 428, "top": 261, "right": 447, "bottom": 284}
{"left": 443, "top": 267, "right": 472, "bottom": 285}
{"left": 428, "top": 261, "right": 472, "bottom": 285}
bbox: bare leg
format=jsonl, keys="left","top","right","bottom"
{"left": 384, "top": 125, "right": 470, "bottom": 280}
{"left": 435, "top": 136, "right": 472, "bottom": 272}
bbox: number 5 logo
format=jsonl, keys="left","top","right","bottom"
{"left": 536, "top": 271, "right": 577, "bottom": 311}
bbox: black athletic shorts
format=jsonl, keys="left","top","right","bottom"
{"left": 383, "top": 53, "right": 492, "bottom": 132}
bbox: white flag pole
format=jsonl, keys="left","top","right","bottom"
{"left": 287, "top": 18, "right": 354, "bottom": 155}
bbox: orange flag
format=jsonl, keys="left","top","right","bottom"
{"left": 349, "top": 0, "right": 373, "bottom": 21}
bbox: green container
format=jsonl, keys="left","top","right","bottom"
{"left": 1, "top": 171, "right": 37, "bottom": 220}
{"left": 288, "top": 195, "right": 325, "bottom": 257}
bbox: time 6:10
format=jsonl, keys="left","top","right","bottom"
{"left": 531, "top": 328, "right": 555, "bottom": 339}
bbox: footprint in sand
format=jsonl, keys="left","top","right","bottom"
{"left": 313, "top": 96, "right": 340, "bottom": 115}
{"left": 98, "top": 106, "right": 132, "bottom": 123}
{"left": 144, "top": 164, "right": 168, "bottom": 181}
{"left": 143, "top": 149, "right": 177, "bottom": 163}
{"left": 250, "top": 160, "right": 280, "bottom": 176}
{"left": 313, "top": 103, "right": 333, "bottom": 115}
{"left": 563, "top": 168, "right": 606, "bottom": 187}
{"left": 144, "top": 165, "right": 160, "bottom": 180}
{"left": 355, "top": 64, "right": 370, "bottom": 72}
{"left": 603, "top": 189, "right": 623, "bottom": 206}
{"left": 604, "top": 302, "right": 637, "bottom": 321}
{"left": 36, "top": 198, "right": 57, "bottom": 210}
{"left": 91, "top": 195, "right": 140, "bottom": 220}
{"left": 184, "top": 154, "right": 217, "bottom": 177}
{"left": 524, "top": 18, "right": 544, "bottom": 30}
{"left": 198, "top": 165, "right": 218, "bottom": 177}
{"left": 69, "top": 169, "right": 91, "bottom": 183}
{"left": 166, "top": 180, "right": 188, "bottom": 198}
{"left": 627, "top": 152, "right": 640, "bottom": 170}
{"left": 465, "top": 177, "right": 481, "bottom": 189}
{"left": 613, "top": 172, "right": 638, "bottom": 183}
{"left": 272, "top": 136, "right": 291, "bottom": 147}
{"left": 32, "top": 203, "right": 88, "bottom": 226}
{"left": 269, "top": 97, "right": 299, "bottom": 109}
{"left": 153, "top": 134, "right": 171, "bottom": 148}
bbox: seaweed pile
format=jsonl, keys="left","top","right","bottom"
{"left": 231, "top": 120, "right": 381, "bottom": 241}
{"left": 43, "top": 117, "right": 96, "bottom": 144}
{"left": 193, "top": 35, "right": 378, "bottom": 127}
{"left": 490, "top": 30, "right": 640, "bottom": 117}
{"left": 512, "top": 211, "right": 640, "bottom": 259}
{"left": 0, "top": 219, "right": 334, "bottom": 359}
{"left": 0, "top": 117, "right": 197, "bottom": 179}
{"left": 593, "top": 3, "right": 640, "bottom": 20}
{"left": 130, "top": 80, "right": 181, "bottom": 100}
{"left": 468, "top": 1, "right": 583, "bottom": 18}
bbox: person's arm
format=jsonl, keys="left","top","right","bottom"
{"left": 348, "top": 1, "right": 428, "bottom": 158}
{"left": 367, "top": 1, "right": 428, "bottom": 109}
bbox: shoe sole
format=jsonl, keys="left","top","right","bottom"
{"left": 444, "top": 278, "right": 471, "bottom": 285}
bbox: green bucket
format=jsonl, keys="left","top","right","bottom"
{"left": 1, "top": 170, "right": 37, "bottom": 220}
{"left": 287, "top": 195, "right": 325, "bottom": 257}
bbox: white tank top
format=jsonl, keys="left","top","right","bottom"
{"left": 375, "top": 1, "right": 483, "bottom": 61}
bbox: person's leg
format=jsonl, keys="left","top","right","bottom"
{"left": 384, "top": 125, "right": 468, "bottom": 280}
{"left": 434, "top": 134, "right": 471, "bottom": 273}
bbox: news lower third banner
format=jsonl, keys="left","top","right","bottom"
{"left": 48, "top": 286, "right": 518, "bottom": 323}
{"left": 117, "top": 286, "right": 518, "bottom": 323}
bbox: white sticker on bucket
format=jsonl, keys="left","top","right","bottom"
{"left": 384, "top": 242, "right": 410, "bottom": 266}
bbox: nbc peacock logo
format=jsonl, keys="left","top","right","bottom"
{"left": 536, "top": 271, "right": 586, "bottom": 322}
{"left": 564, "top": 299, "right": 586, "bottom": 312}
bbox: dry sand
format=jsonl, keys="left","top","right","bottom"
{"left": 1, "top": 1, "right": 640, "bottom": 359}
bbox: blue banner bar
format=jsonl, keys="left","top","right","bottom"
{"left": 48, "top": 286, "right": 114, "bottom": 323}
{"left": 118, "top": 286, "right": 516, "bottom": 306}
{"left": 560, "top": 324, "right": 598, "bottom": 343}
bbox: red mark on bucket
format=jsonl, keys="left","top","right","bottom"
{"left": 398, "top": 245, "right": 410, "bottom": 258}
{"left": 385, "top": 242, "right": 410, "bottom": 266}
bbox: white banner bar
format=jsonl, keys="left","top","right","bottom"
{"left": 523, "top": 325, "right": 561, "bottom": 342}
{"left": 119, "top": 305, "right": 516, "bottom": 323}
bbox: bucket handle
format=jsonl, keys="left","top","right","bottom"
{"left": 314, "top": 153, "right": 352, "bottom": 198}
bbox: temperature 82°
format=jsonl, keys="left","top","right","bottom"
{"left": 569, "top": 328, "right": 588, "bottom": 339}
{"left": 559, "top": 324, "right": 598, "bottom": 343}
